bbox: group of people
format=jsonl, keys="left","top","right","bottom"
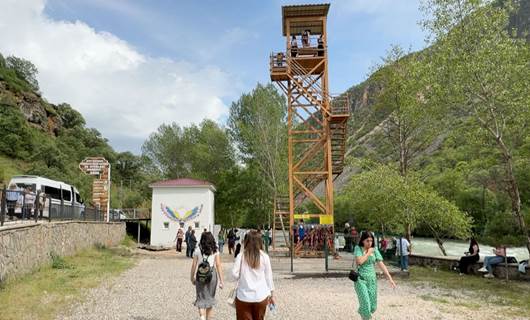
{"left": 175, "top": 227, "right": 246, "bottom": 259}
{"left": 458, "top": 239, "right": 514, "bottom": 279}
{"left": 189, "top": 229, "right": 275, "bottom": 320}
{"left": 4, "top": 184, "right": 46, "bottom": 220}
{"left": 289, "top": 29, "right": 325, "bottom": 57}
{"left": 293, "top": 221, "right": 334, "bottom": 251}
{"left": 180, "top": 224, "right": 518, "bottom": 320}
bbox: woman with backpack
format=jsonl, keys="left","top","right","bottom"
{"left": 354, "top": 231, "right": 396, "bottom": 320}
{"left": 231, "top": 230, "right": 275, "bottom": 320}
{"left": 190, "top": 232, "right": 224, "bottom": 320}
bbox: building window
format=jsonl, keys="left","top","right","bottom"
{"left": 194, "top": 222, "right": 200, "bottom": 228}
{"left": 163, "top": 222, "right": 169, "bottom": 229}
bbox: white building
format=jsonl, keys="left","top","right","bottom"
{"left": 149, "top": 178, "right": 216, "bottom": 247}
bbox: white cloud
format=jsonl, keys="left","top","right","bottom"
{"left": 0, "top": 0, "right": 234, "bottom": 152}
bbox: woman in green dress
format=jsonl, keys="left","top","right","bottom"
{"left": 354, "top": 231, "right": 396, "bottom": 320}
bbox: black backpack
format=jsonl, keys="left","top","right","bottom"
{"left": 196, "top": 252, "right": 213, "bottom": 284}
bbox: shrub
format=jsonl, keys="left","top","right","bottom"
{"left": 50, "top": 253, "right": 70, "bottom": 269}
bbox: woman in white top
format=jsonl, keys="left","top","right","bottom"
{"left": 232, "top": 230, "right": 275, "bottom": 320}
{"left": 190, "top": 232, "right": 224, "bottom": 320}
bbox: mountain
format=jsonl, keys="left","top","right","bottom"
{"left": 335, "top": 0, "right": 530, "bottom": 191}
{"left": 0, "top": 53, "right": 149, "bottom": 208}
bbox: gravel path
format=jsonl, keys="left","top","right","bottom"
{"left": 57, "top": 251, "right": 529, "bottom": 320}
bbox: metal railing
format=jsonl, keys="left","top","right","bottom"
{"left": 109, "top": 208, "right": 151, "bottom": 221}
{"left": 0, "top": 186, "right": 104, "bottom": 226}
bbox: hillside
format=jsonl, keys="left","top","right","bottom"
{"left": 0, "top": 53, "right": 150, "bottom": 208}
{"left": 332, "top": 1, "right": 530, "bottom": 244}
{"left": 337, "top": 0, "right": 530, "bottom": 190}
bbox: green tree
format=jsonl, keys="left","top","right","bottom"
{"left": 6, "top": 56, "right": 39, "bottom": 91}
{"left": 142, "top": 120, "right": 235, "bottom": 183}
{"left": 421, "top": 0, "right": 530, "bottom": 254}
{"left": 55, "top": 103, "right": 86, "bottom": 129}
{"left": 371, "top": 46, "right": 443, "bottom": 178}
{"left": 228, "top": 83, "right": 288, "bottom": 196}
{"left": 341, "top": 165, "right": 472, "bottom": 254}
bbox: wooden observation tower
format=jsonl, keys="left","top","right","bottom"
{"left": 269, "top": 4, "right": 350, "bottom": 255}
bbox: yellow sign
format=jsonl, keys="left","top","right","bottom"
{"left": 293, "top": 214, "right": 312, "bottom": 220}
{"left": 319, "top": 215, "right": 334, "bottom": 225}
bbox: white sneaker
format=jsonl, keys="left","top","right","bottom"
{"left": 484, "top": 273, "right": 495, "bottom": 278}
{"left": 477, "top": 267, "right": 487, "bottom": 272}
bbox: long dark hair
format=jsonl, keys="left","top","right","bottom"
{"left": 199, "top": 232, "right": 217, "bottom": 256}
{"left": 244, "top": 230, "right": 263, "bottom": 269}
{"left": 358, "top": 231, "right": 375, "bottom": 248}
{"left": 469, "top": 238, "right": 479, "bottom": 253}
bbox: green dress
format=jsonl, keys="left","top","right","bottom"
{"left": 354, "top": 245, "right": 383, "bottom": 320}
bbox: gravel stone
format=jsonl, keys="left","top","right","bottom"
{"left": 56, "top": 251, "right": 530, "bottom": 320}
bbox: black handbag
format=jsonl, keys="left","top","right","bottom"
{"left": 348, "top": 269, "right": 359, "bottom": 282}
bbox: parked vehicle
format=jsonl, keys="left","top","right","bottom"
{"left": 7, "top": 175, "right": 85, "bottom": 218}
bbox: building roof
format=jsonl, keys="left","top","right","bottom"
{"left": 282, "top": 3, "right": 330, "bottom": 36}
{"left": 149, "top": 178, "right": 216, "bottom": 191}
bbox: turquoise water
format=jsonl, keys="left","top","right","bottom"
{"left": 410, "top": 237, "right": 529, "bottom": 262}
{"left": 337, "top": 234, "right": 529, "bottom": 261}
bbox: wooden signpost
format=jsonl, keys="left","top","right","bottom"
{"left": 79, "top": 157, "right": 111, "bottom": 222}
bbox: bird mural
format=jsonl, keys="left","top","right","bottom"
{"left": 161, "top": 204, "right": 203, "bottom": 222}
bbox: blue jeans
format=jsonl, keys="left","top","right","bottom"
{"left": 400, "top": 255, "right": 409, "bottom": 270}
{"left": 484, "top": 256, "right": 504, "bottom": 273}
{"left": 218, "top": 240, "right": 224, "bottom": 254}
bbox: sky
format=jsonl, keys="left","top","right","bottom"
{"left": 0, "top": 0, "right": 427, "bottom": 154}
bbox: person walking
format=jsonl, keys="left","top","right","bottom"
{"left": 175, "top": 227, "right": 184, "bottom": 253}
{"left": 354, "top": 231, "right": 396, "bottom": 320}
{"left": 217, "top": 228, "right": 225, "bottom": 254}
{"left": 188, "top": 230, "right": 198, "bottom": 259}
{"left": 228, "top": 229, "right": 236, "bottom": 255}
{"left": 343, "top": 223, "right": 351, "bottom": 252}
{"left": 185, "top": 226, "right": 193, "bottom": 257}
{"left": 190, "top": 231, "right": 224, "bottom": 320}
{"left": 232, "top": 230, "right": 275, "bottom": 320}
{"left": 458, "top": 238, "right": 480, "bottom": 275}
{"left": 396, "top": 236, "right": 411, "bottom": 271}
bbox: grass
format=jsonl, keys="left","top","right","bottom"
{"left": 0, "top": 155, "right": 27, "bottom": 185}
{"left": 0, "top": 246, "right": 136, "bottom": 320}
{"left": 407, "top": 266, "right": 530, "bottom": 315}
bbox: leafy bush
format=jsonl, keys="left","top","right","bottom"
{"left": 5, "top": 56, "right": 39, "bottom": 91}
{"left": 481, "top": 212, "right": 527, "bottom": 246}
{"left": 0, "top": 105, "right": 32, "bottom": 158}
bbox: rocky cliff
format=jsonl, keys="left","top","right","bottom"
{"left": 0, "top": 80, "right": 63, "bottom": 136}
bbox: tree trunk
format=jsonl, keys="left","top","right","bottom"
{"left": 497, "top": 136, "right": 530, "bottom": 256}
{"left": 434, "top": 235, "right": 447, "bottom": 256}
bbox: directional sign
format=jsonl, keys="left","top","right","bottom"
{"left": 79, "top": 157, "right": 110, "bottom": 176}
{"left": 79, "top": 157, "right": 111, "bottom": 221}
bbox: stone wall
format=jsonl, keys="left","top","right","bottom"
{"left": 0, "top": 221, "right": 125, "bottom": 282}
{"left": 409, "top": 254, "right": 529, "bottom": 281}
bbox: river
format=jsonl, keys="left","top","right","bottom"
{"left": 409, "top": 237, "right": 529, "bottom": 262}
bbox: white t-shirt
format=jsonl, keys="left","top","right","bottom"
{"left": 232, "top": 250, "right": 274, "bottom": 303}
{"left": 193, "top": 248, "right": 218, "bottom": 270}
{"left": 396, "top": 238, "right": 410, "bottom": 256}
